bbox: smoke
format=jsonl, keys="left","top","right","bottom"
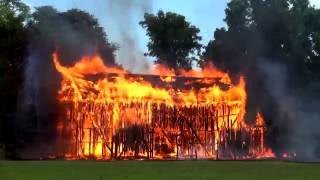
{"left": 105, "top": 0, "right": 152, "bottom": 73}
{"left": 15, "top": 0, "right": 155, "bottom": 158}
{"left": 257, "top": 59, "right": 320, "bottom": 159}
{"left": 16, "top": 6, "right": 119, "bottom": 158}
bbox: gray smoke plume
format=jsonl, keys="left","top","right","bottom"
{"left": 258, "top": 59, "right": 320, "bottom": 160}
{"left": 17, "top": 6, "right": 119, "bottom": 157}
{"left": 105, "top": 0, "right": 152, "bottom": 73}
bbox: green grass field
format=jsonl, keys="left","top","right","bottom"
{"left": 0, "top": 160, "right": 320, "bottom": 180}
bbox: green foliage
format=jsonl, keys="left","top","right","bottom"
{"left": 28, "top": 7, "right": 117, "bottom": 65}
{"left": 0, "top": 1, "right": 118, "bottom": 158}
{"left": 202, "top": 0, "right": 320, "bottom": 154}
{"left": 0, "top": 0, "right": 29, "bottom": 74}
{"left": 203, "top": 0, "right": 320, "bottom": 81}
{"left": 0, "top": 0, "right": 30, "bottom": 24}
{"left": 140, "top": 10, "right": 202, "bottom": 70}
{"left": 0, "top": 0, "right": 30, "bottom": 150}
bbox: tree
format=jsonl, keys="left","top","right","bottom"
{"left": 202, "top": 0, "right": 320, "bottom": 157}
{"left": 9, "top": 6, "right": 119, "bottom": 159}
{"left": 28, "top": 7, "right": 117, "bottom": 66}
{"left": 1, "top": 3, "right": 121, "bottom": 159}
{"left": 203, "top": 0, "right": 319, "bottom": 81}
{"left": 140, "top": 10, "right": 202, "bottom": 70}
{"left": 0, "top": 0, "right": 30, "bottom": 157}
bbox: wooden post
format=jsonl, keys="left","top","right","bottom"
{"left": 176, "top": 135, "right": 179, "bottom": 160}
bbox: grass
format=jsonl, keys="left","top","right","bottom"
{"left": 0, "top": 160, "right": 320, "bottom": 180}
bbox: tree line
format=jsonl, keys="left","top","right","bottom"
{"left": 0, "top": 0, "right": 320, "bottom": 158}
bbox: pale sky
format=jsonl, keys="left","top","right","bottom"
{"left": 23, "top": 0, "right": 320, "bottom": 70}
{"left": 23, "top": 0, "right": 227, "bottom": 70}
{"left": 310, "top": 0, "right": 320, "bottom": 8}
{"left": 23, "top": 0, "right": 228, "bottom": 45}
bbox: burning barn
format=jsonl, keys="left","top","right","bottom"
{"left": 51, "top": 52, "right": 274, "bottom": 160}
{"left": 50, "top": 52, "right": 275, "bottom": 160}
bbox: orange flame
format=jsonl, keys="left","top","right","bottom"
{"left": 52, "top": 51, "right": 272, "bottom": 160}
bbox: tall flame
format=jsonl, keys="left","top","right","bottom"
{"left": 52, "top": 52, "right": 274, "bottom": 160}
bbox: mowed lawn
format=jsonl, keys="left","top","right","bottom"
{"left": 1, "top": 160, "right": 320, "bottom": 180}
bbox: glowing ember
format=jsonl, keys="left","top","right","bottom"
{"left": 52, "top": 51, "right": 274, "bottom": 160}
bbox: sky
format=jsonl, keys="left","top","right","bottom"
{"left": 23, "top": 0, "right": 320, "bottom": 70}
{"left": 23, "top": 0, "right": 228, "bottom": 45}
{"left": 23, "top": 0, "right": 227, "bottom": 70}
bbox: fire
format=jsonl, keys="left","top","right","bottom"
{"left": 65, "top": 54, "right": 126, "bottom": 75}
{"left": 52, "top": 51, "right": 274, "bottom": 160}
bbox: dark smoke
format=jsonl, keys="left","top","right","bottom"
{"left": 16, "top": 1, "right": 154, "bottom": 158}
{"left": 17, "top": 6, "right": 117, "bottom": 158}
{"left": 239, "top": 56, "right": 320, "bottom": 159}
{"left": 205, "top": 0, "right": 320, "bottom": 159}
{"left": 257, "top": 60, "right": 320, "bottom": 160}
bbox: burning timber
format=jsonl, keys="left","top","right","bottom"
{"left": 52, "top": 52, "right": 274, "bottom": 160}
